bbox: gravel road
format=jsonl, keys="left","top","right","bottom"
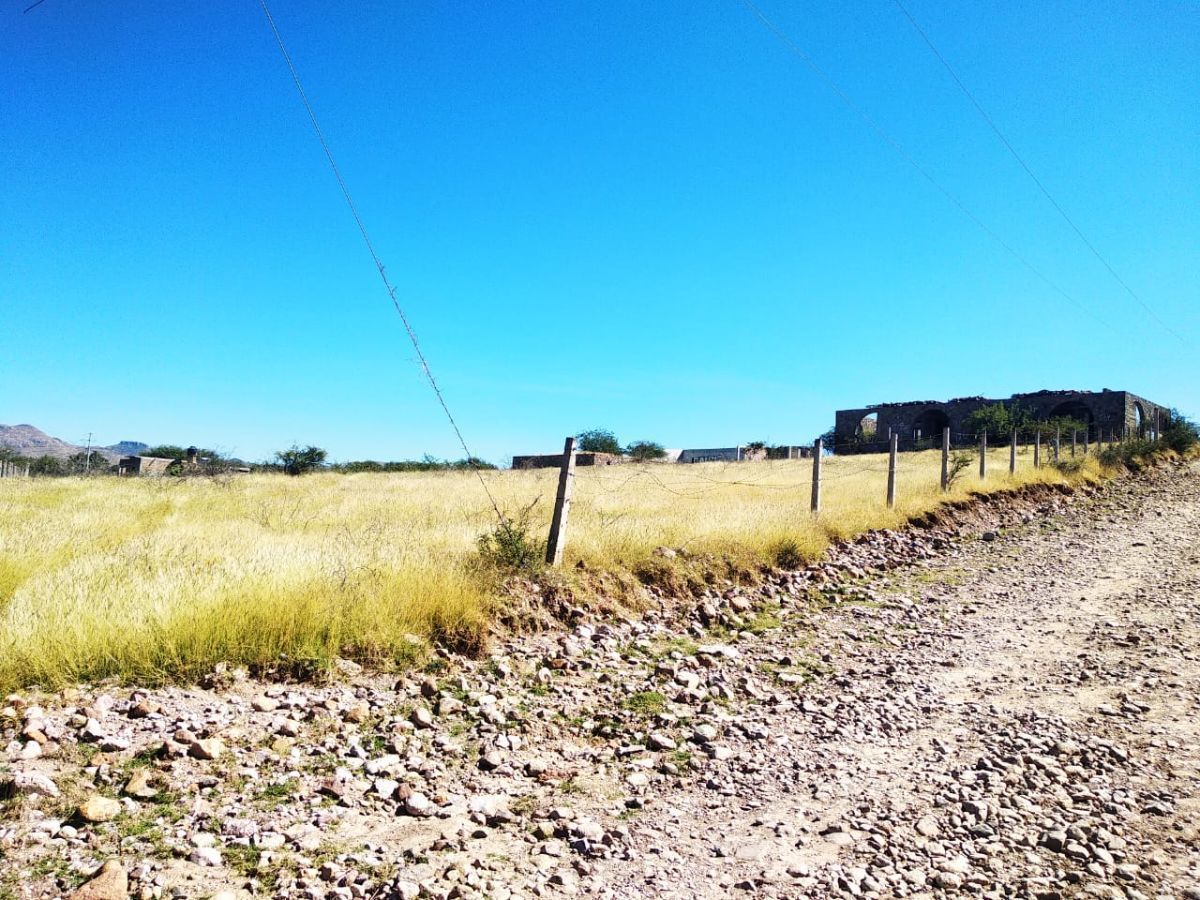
{"left": 3, "top": 461, "right": 1198, "bottom": 900}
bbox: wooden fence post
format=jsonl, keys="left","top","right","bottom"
{"left": 979, "top": 429, "right": 987, "bottom": 480}
{"left": 545, "top": 436, "right": 577, "bottom": 567}
{"left": 1034, "top": 431, "right": 1041, "bottom": 468}
{"left": 886, "top": 433, "right": 898, "bottom": 509}
{"left": 810, "top": 438, "right": 822, "bottom": 514}
{"left": 1009, "top": 429, "right": 1017, "bottom": 475}
{"left": 940, "top": 426, "right": 950, "bottom": 492}
{"left": 1054, "top": 427, "right": 1061, "bottom": 462}
{"left": 1071, "top": 430, "right": 1077, "bottom": 458}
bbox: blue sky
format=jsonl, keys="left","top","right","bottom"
{"left": 1, "top": 1, "right": 1195, "bottom": 463}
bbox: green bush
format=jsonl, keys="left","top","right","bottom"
{"left": 1162, "top": 409, "right": 1199, "bottom": 454}
{"left": 476, "top": 505, "right": 544, "bottom": 572}
{"left": 946, "top": 451, "right": 974, "bottom": 488}
{"left": 626, "top": 440, "right": 666, "bottom": 461}
{"left": 772, "top": 539, "right": 805, "bottom": 570}
{"left": 274, "top": 445, "right": 328, "bottom": 476}
{"left": 1051, "top": 458, "right": 1085, "bottom": 475}
{"left": 577, "top": 429, "right": 621, "bottom": 454}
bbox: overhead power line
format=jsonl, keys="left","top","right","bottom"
{"left": 889, "top": 0, "right": 1186, "bottom": 345}
{"left": 257, "top": 0, "right": 503, "bottom": 521}
{"left": 736, "top": 0, "right": 1114, "bottom": 330}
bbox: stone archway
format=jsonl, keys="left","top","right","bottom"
{"left": 911, "top": 408, "right": 949, "bottom": 448}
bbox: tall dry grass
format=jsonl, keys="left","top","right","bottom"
{"left": 0, "top": 448, "right": 1093, "bottom": 689}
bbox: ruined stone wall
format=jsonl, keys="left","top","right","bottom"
{"left": 834, "top": 390, "right": 1171, "bottom": 453}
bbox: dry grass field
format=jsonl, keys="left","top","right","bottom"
{"left": 0, "top": 448, "right": 1094, "bottom": 690}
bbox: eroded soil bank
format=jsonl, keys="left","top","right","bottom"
{"left": 2, "top": 461, "right": 1198, "bottom": 899}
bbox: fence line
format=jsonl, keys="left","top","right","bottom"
{"left": 546, "top": 426, "right": 1152, "bottom": 563}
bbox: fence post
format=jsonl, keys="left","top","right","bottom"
{"left": 1071, "top": 429, "right": 1077, "bottom": 458}
{"left": 810, "top": 438, "right": 822, "bottom": 514}
{"left": 886, "top": 433, "right": 898, "bottom": 509}
{"left": 1054, "top": 427, "right": 1061, "bottom": 462}
{"left": 1009, "top": 429, "right": 1017, "bottom": 475}
{"left": 1034, "top": 431, "right": 1041, "bottom": 468}
{"left": 940, "top": 426, "right": 950, "bottom": 492}
{"left": 545, "top": 436, "right": 577, "bottom": 567}
{"left": 979, "top": 429, "right": 987, "bottom": 480}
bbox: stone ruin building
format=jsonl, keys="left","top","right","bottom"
{"left": 834, "top": 389, "right": 1169, "bottom": 454}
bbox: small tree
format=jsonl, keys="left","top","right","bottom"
{"left": 945, "top": 451, "right": 974, "bottom": 488}
{"left": 964, "top": 402, "right": 1034, "bottom": 439}
{"left": 1162, "top": 409, "right": 1199, "bottom": 454}
{"left": 275, "top": 444, "right": 328, "bottom": 476}
{"left": 66, "top": 451, "right": 108, "bottom": 475}
{"left": 577, "top": 428, "right": 621, "bottom": 454}
{"left": 28, "top": 455, "right": 64, "bottom": 477}
{"left": 626, "top": 440, "right": 667, "bottom": 461}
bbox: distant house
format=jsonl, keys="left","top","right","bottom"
{"left": 511, "top": 451, "right": 623, "bottom": 470}
{"left": 677, "top": 447, "right": 765, "bottom": 463}
{"left": 117, "top": 456, "right": 177, "bottom": 476}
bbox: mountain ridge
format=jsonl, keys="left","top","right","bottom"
{"left": 0, "top": 424, "right": 146, "bottom": 462}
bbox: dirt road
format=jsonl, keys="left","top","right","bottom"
{"left": 3, "top": 462, "right": 1198, "bottom": 900}
{"left": 585, "top": 461, "right": 1200, "bottom": 899}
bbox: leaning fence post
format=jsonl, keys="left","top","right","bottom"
{"left": 886, "top": 433, "right": 898, "bottom": 509}
{"left": 1034, "top": 430, "right": 1041, "bottom": 468}
{"left": 810, "top": 438, "right": 822, "bottom": 513}
{"left": 545, "top": 436, "right": 577, "bottom": 567}
{"left": 979, "top": 429, "right": 987, "bottom": 480}
{"left": 940, "top": 426, "right": 950, "bottom": 492}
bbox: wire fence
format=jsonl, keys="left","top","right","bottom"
{"left": 532, "top": 424, "right": 1156, "bottom": 563}
{"left": 0, "top": 460, "right": 30, "bottom": 479}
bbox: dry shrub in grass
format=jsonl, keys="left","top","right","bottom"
{"left": 0, "top": 449, "right": 1094, "bottom": 690}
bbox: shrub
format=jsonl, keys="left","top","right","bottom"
{"left": 772, "top": 539, "right": 805, "bottom": 570}
{"left": 946, "top": 451, "right": 973, "bottom": 488}
{"left": 1162, "top": 410, "right": 1199, "bottom": 455}
{"left": 1051, "top": 458, "right": 1085, "bottom": 475}
{"left": 476, "top": 504, "right": 544, "bottom": 572}
{"left": 274, "top": 445, "right": 328, "bottom": 476}
{"left": 27, "top": 455, "right": 64, "bottom": 477}
{"left": 626, "top": 441, "right": 666, "bottom": 461}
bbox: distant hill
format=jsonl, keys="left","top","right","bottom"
{"left": 0, "top": 424, "right": 136, "bottom": 463}
{"left": 106, "top": 440, "right": 150, "bottom": 457}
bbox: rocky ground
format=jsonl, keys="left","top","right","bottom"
{"left": 2, "top": 460, "right": 1199, "bottom": 900}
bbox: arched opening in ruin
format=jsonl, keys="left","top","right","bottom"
{"left": 911, "top": 408, "right": 949, "bottom": 448}
{"left": 1047, "top": 400, "right": 1095, "bottom": 439}
{"left": 1135, "top": 402, "right": 1146, "bottom": 438}
{"left": 855, "top": 412, "right": 879, "bottom": 445}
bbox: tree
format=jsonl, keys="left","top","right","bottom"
{"left": 66, "top": 451, "right": 109, "bottom": 475}
{"left": 1162, "top": 409, "right": 1199, "bottom": 454}
{"left": 28, "top": 455, "right": 64, "bottom": 476}
{"left": 274, "top": 444, "right": 328, "bottom": 476}
{"left": 964, "top": 402, "right": 1033, "bottom": 439}
{"left": 577, "top": 429, "right": 621, "bottom": 454}
{"left": 626, "top": 440, "right": 666, "bottom": 461}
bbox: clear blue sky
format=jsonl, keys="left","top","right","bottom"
{"left": 1, "top": 1, "right": 1195, "bottom": 463}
